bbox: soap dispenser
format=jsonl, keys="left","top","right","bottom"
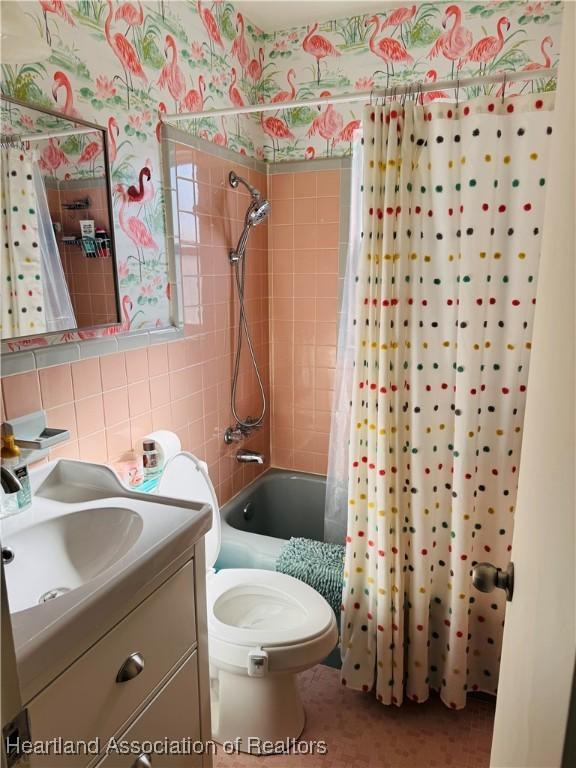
{"left": 1, "top": 424, "right": 32, "bottom": 515}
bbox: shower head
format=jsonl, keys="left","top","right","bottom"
{"left": 230, "top": 198, "right": 271, "bottom": 262}
{"left": 229, "top": 170, "right": 261, "bottom": 200}
{"left": 247, "top": 199, "right": 271, "bottom": 227}
{"left": 229, "top": 173, "right": 271, "bottom": 263}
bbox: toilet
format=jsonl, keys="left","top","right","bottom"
{"left": 158, "top": 452, "right": 338, "bottom": 752}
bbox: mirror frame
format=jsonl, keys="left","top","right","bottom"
{"left": 1, "top": 93, "right": 121, "bottom": 349}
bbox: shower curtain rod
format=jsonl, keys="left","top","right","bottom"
{"left": 164, "top": 67, "right": 557, "bottom": 122}
{"left": 1, "top": 126, "right": 97, "bottom": 144}
{"left": 16, "top": 127, "right": 97, "bottom": 142}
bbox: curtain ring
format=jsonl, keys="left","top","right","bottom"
{"left": 501, "top": 72, "right": 507, "bottom": 103}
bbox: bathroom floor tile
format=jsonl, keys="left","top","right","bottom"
{"left": 213, "top": 665, "right": 494, "bottom": 768}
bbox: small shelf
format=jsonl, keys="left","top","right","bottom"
{"left": 3, "top": 410, "right": 70, "bottom": 464}
{"left": 62, "top": 235, "right": 111, "bottom": 258}
{"left": 62, "top": 197, "right": 91, "bottom": 210}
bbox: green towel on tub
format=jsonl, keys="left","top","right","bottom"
{"left": 276, "top": 537, "right": 345, "bottom": 616}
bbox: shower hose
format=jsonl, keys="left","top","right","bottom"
{"left": 231, "top": 254, "right": 266, "bottom": 430}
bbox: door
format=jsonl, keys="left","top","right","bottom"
{"left": 489, "top": 5, "right": 575, "bottom": 767}
{"left": 1, "top": 556, "right": 25, "bottom": 768}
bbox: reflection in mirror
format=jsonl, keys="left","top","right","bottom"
{"left": 0, "top": 96, "right": 120, "bottom": 341}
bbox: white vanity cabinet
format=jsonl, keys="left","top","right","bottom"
{"left": 25, "top": 555, "right": 212, "bottom": 768}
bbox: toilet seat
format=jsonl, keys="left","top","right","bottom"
{"left": 208, "top": 568, "right": 334, "bottom": 647}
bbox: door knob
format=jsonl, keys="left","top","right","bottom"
{"left": 116, "top": 652, "right": 145, "bottom": 683}
{"left": 472, "top": 562, "right": 514, "bottom": 601}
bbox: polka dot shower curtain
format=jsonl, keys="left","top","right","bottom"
{"left": 340, "top": 93, "right": 554, "bottom": 709}
{"left": 1, "top": 146, "right": 47, "bottom": 338}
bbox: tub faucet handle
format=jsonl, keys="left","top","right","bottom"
{"left": 224, "top": 420, "right": 261, "bottom": 445}
{"left": 224, "top": 426, "right": 244, "bottom": 444}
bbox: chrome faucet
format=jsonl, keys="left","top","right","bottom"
{"left": 1, "top": 466, "right": 22, "bottom": 494}
{"left": 235, "top": 450, "right": 265, "bottom": 465}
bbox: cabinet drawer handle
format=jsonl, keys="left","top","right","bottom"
{"left": 116, "top": 652, "right": 145, "bottom": 683}
{"left": 132, "top": 754, "right": 151, "bottom": 768}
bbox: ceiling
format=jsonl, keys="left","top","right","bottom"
{"left": 235, "top": 1, "right": 394, "bottom": 33}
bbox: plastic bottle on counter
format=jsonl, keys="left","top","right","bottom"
{"left": 142, "top": 439, "right": 162, "bottom": 480}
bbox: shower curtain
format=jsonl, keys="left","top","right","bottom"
{"left": 1, "top": 146, "right": 47, "bottom": 337}
{"left": 1, "top": 146, "right": 76, "bottom": 338}
{"left": 337, "top": 92, "right": 554, "bottom": 709}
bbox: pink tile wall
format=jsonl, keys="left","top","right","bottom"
{"left": 268, "top": 169, "right": 340, "bottom": 475}
{"left": 1, "top": 153, "right": 342, "bottom": 502}
{"left": 174, "top": 143, "right": 271, "bottom": 501}
{"left": 1, "top": 145, "right": 271, "bottom": 506}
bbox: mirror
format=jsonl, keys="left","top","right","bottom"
{"left": 0, "top": 95, "right": 120, "bottom": 341}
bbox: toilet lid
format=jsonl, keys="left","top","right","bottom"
{"left": 158, "top": 452, "right": 221, "bottom": 570}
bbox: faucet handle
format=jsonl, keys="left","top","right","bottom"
{"left": 224, "top": 419, "right": 263, "bottom": 445}
{"left": 1, "top": 466, "right": 22, "bottom": 494}
{"left": 224, "top": 426, "right": 244, "bottom": 444}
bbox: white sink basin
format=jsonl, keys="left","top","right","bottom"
{"left": 0, "top": 458, "right": 211, "bottom": 704}
{"left": 4, "top": 507, "right": 143, "bottom": 613}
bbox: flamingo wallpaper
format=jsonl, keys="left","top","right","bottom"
{"left": 260, "top": 1, "right": 563, "bottom": 161}
{"left": 1, "top": 0, "right": 265, "bottom": 346}
{"left": 0, "top": 1, "right": 563, "bottom": 348}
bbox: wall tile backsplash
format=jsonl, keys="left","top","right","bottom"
{"left": 268, "top": 168, "right": 341, "bottom": 475}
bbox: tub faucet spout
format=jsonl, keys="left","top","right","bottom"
{"left": 236, "top": 450, "right": 265, "bottom": 465}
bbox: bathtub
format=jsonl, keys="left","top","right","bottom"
{"left": 216, "top": 469, "right": 326, "bottom": 571}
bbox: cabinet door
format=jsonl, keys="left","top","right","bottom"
{"left": 95, "top": 653, "right": 207, "bottom": 768}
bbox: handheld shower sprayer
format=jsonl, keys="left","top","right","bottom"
{"left": 226, "top": 169, "right": 270, "bottom": 442}
{"left": 229, "top": 172, "right": 270, "bottom": 264}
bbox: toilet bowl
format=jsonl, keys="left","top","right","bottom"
{"left": 159, "top": 452, "right": 338, "bottom": 753}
